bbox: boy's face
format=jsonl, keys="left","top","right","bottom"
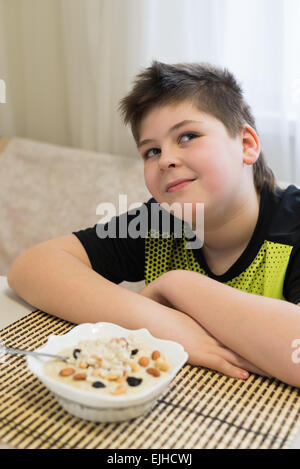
{"left": 138, "top": 100, "right": 259, "bottom": 224}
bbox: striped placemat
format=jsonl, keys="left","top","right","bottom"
{"left": 0, "top": 310, "right": 300, "bottom": 449}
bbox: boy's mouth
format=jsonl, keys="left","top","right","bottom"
{"left": 166, "top": 178, "right": 196, "bottom": 193}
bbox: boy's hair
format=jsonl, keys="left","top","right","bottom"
{"left": 119, "top": 61, "right": 277, "bottom": 194}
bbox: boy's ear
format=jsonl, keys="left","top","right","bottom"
{"left": 241, "top": 125, "right": 260, "bottom": 165}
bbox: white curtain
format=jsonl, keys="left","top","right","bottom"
{"left": 0, "top": 0, "right": 300, "bottom": 183}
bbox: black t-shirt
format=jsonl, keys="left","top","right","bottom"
{"left": 73, "top": 183, "right": 300, "bottom": 304}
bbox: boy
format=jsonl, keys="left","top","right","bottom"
{"left": 7, "top": 61, "right": 300, "bottom": 387}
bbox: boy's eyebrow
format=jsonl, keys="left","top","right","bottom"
{"left": 138, "top": 120, "right": 203, "bottom": 149}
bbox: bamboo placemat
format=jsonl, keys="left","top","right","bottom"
{"left": 0, "top": 310, "right": 300, "bottom": 449}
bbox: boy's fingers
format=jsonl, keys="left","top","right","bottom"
{"left": 202, "top": 354, "right": 249, "bottom": 380}
{"left": 219, "top": 348, "right": 272, "bottom": 378}
{"left": 232, "top": 357, "right": 271, "bottom": 378}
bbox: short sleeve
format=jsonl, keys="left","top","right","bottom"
{"left": 72, "top": 203, "right": 151, "bottom": 284}
{"left": 283, "top": 242, "right": 300, "bottom": 304}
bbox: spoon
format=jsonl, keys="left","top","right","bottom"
{"left": 0, "top": 345, "right": 69, "bottom": 362}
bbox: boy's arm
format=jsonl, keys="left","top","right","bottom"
{"left": 7, "top": 235, "right": 261, "bottom": 379}
{"left": 145, "top": 270, "right": 300, "bottom": 387}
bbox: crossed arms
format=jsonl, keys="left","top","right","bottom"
{"left": 7, "top": 235, "right": 300, "bottom": 388}
{"left": 140, "top": 270, "right": 300, "bottom": 388}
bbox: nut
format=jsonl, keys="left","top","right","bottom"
{"left": 73, "top": 373, "right": 87, "bottom": 380}
{"left": 91, "top": 369, "right": 103, "bottom": 377}
{"left": 117, "top": 337, "right": 129, "bottom": 347}
{"left": 138, "top": 356, "right": 150, "bottom": 367}
{"left": 91, "top": 355, "right": 102, "bottom": 365}
{"left": 155, "top": 357, "right": 170, "bottom": 372}
{"left": 129, "top": 361, "right": 139, "bottom": 372}
{"left": 151, "top": 350, "right": 161, "bottom": 360}
{"left": 79, "top": 361, "right": 89, "bottom": 369}
{"left": 59, "top": 367, "right": 75, "bottom": 377}
{"left": 146, "top": 367, "right": 161, "bottom": 377}
{"left": 111, "top": 337, "right": 128, "bottom": 348}
{"left": 105, "top": 373, "right": 120, "bottom": 381}
{"left": 110, "top": 384, "right": 126, "bottom": 395}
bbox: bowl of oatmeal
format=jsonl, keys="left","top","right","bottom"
{"left": 26, "top": 322, "right": 188, "bottom": 422}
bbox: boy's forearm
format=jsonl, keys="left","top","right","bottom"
{"left": 158, "top": 270, "right": 300, "bottom": 387}
{"left": 8, "top": 246, "right": 169, "bottom": 330}
{"left": 7, "top": 247, "right": 198, "bottom": 362}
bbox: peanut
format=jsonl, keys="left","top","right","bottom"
{"left": 117, "top": 337, "right": 129, "bottom": 347}
{"left": 155, "top": 357, "right": 170, "bottom": 372}
{"left": 111, "top": 384, "right": 126, "bottom": 395}
{"left": 151, "top": 350, "right": 161, "bottom": 360}
{"left": 111, "top": 337, "right": 128, "bottom": 348}
{"left": 105, "top": 373, "right": 120, "bottom": 381}
{"left": 73, "top": 373, "right": 87, "bottom": 380}
{"left": 59, "top": 367, "right": 75, "bottom": 377}
{"left": 146, "top": 367, "right": 161, "bottom": 377}
{"left": 129, "top": 361, "right": 139, "bottom": 372}
{"left": 138, "top": 356, "right": 150, "bottom": 367}
{"left": 79, "top": 361, "right": 89, "bottom": 369}
{"left": 91, "top": 355, "right": 102, "bottom": 365}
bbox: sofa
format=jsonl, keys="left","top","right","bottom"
{"left": 0, "top": 137, "right": 151, "bottom": 292}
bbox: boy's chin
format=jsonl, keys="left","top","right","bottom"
{"left": 157, "top": 199, "right": 204, "bottom": 226}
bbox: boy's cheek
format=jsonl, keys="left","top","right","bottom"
{"left": 144, "top": 172, "right": 162, "bottom": 198}
{"left": 144, "top": 172, "right": 155, "bottom": 192}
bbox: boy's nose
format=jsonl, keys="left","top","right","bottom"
{"left": 158, "top": 150, "right": 183, "bottom": 170}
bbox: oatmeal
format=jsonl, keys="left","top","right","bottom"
{"left": 43, "top": 334, "right": 171, "bottom": 396}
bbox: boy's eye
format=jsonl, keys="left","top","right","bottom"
{"left": 180, "top": 132, "right": 198, "bottom": 143}
{"left": 144, "top": 147, "right": 161, "bottom": 159}
{"left": 143, "top": 133, "right": 198, "bottom": 159}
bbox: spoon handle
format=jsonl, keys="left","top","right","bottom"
{"left": 0, "top": 346, "right": 68, "bottom": 361}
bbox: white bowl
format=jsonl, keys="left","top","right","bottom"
{"left": 27, "top": 322, "right": 188, "bottom": 422}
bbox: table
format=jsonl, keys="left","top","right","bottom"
{"left": 0, "top": 276, "right": 34, "bottom": 449}
{"left": 1, "top": 275, "right": 300, "bottom": 449}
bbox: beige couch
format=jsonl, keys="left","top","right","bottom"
{"left": 0, "top": 137, "right": 151, "bottom": 292}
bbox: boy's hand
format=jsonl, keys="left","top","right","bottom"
{"left": 180, "top": 315, "right": 271, "bottom": 379}
{"left": 140, "top": 278, "right": 271, "bottom": 380}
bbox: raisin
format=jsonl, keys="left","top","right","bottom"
{"left": 131, "top": 349, "right": 138, "bottom": 356}
{"left": 73, "top": 348, "right": 81, "bottom": 359}
{"left": 92, "top": 381, "right": 106, "bottom": 388}
{"left": 127, "top": 376, "right": 143, "bottom": 387}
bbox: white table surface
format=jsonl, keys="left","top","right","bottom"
{"left": 0, "top": 275, "right": 299, "bottom": 450}
{"left": 0, "top": 277, "right": 34, "bottom": 329}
